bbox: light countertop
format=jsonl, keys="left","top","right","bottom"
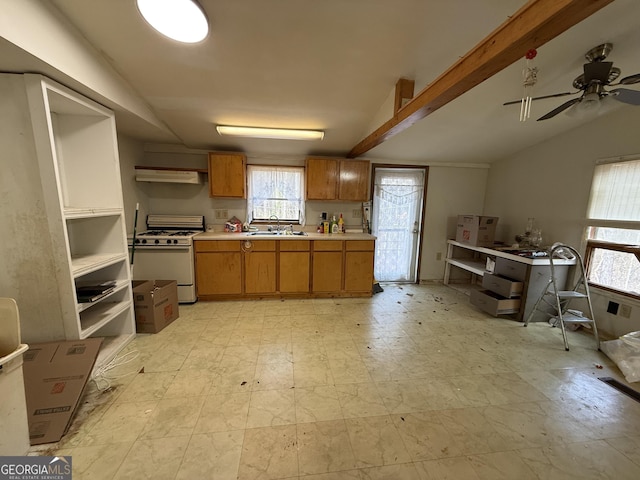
{"left": 195, "top": 231, "right": 376, "bottom": 241}
{"left": 446, "top": 240, "right": 576, "bottom": 266}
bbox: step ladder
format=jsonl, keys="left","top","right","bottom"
{"left": 524, "top": 244, "right": 600, "bottom": 351}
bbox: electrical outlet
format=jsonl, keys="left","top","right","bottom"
{"left": 215, "top": 209, "right": 228, "bottom": 220}
{"left": 436, "top": 252, "right": 442, "bottom": 261}
{"left": 620, "top": 304, "right": 632, "bottom": 318}
{"left": 352, "top": 209, "right": 362, "bottom": 218}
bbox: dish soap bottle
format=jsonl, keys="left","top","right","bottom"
{"left": 338, "top": 213, "right": 345, "bottom": 233}
{"left": 330, "top": 215, "right": 339, "bottom": 234}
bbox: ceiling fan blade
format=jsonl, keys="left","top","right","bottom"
{"left": 503, "top": 91, "right": 576, "bottom": 106}
{"left": 537, "top": 98, "right": 581, "bottom": 121}
{"left": 584, "top": 61, "right": 613, "bottom": 84}
{"left": 609, "top": 88, "right": 640, "bottom": 105}
{"left": 619, "top": 73, "right": 640, "bottom": 85}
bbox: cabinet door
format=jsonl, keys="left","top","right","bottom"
{"left": 280, "top": 251, "right": 310, "bottom": 293}
{"left": 196, "top": 252, "right": 242, "bottom": 295}
{"left": 312, "top": 251, "right": 343, "bottom": 292}
{"left": 245, "top": 252, "right": 276, "bottom": 294}
{"left": 344, "top": 241, "right": 374, "bottom": 292}
{"left": 339, "top": 160, "right": 370, "bottom": 201}
{"left": 306, "top": 158, "right": 338, "bottom": 200}
{"left": 208, "top": 153, "right": 246, "bottom": 198}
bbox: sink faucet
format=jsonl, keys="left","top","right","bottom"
{"left": 269, "top": 214, "right": 280, "bottom": 233}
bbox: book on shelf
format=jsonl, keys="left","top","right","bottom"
{"left": 76, "top": 281, "right": 117, "bottom": 303}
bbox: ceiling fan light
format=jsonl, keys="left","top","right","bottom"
{"left": 216, "top": 125, "right": 324, "bottom": 141}
{"left": 137, "top": 0, "right": 208, "bottom": 43}
{"left": 597, "top": 94, "right": 621, "bottom": 116}
{"left": 577, "top": 92, "right": 601, "bottom": 115}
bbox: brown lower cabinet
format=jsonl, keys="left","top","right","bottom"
{"left": 280, "top": 241, "right": 310, "bottom": 293}
{"left": 312, "top": 240, "right": 343, "bottom": 293}
{"left": 195, "top": 241, "right": 242, "bottom": 296}
{"left": 244, "top": 241, "right": 276, "bottom": 294}
{"left": 195, "top": 238, "right": 374, "bottom": 299}
{"left": 344, "top": 240, "right": 375, "bottom": 293}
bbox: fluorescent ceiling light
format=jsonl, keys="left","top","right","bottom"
{"left": 216, "top": 125, "right": 324, "bottom": 141}
{"left": 137, "top": 0, "right": 208, "bottom": 43}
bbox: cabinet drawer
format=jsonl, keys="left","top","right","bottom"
{"left": 482, "top": 273, "right": 523, "bottom": 298}
{"left": 195, "top": 240, "right": 240, "bottom": 252}
{"left": 280, "top": 240, "right": 310, "bottom": 251}
{"left": 470, "top": 289, "right": 520, "bottom": 316}
{"left": 246, "top": 240, "right": 276, "bottom": 251}
{"left": 345, "top": 240, "right": 374, "bottom": 251}
{"left": 313, "top": 240, "right": 343, "bottom": 251}
{"left": 495, "top": 257, "right": 528, "bottom": 281}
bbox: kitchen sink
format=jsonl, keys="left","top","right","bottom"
{"left": 247, "top": 231, "right": 307, "bottom": 236}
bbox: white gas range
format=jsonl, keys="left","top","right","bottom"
{"left": 128, "top": 215, "right": 205, "bottom": 303}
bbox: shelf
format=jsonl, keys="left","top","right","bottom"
{"left": 1, "top": 75, "right": 136, "bottom": 360}
{"left": 71, "top": 253, "right": 128, "bottom": 278}
{"left": 446, "top": 282, "right": 484, "bottom": 297}
{"left": 77, "top": 280, "right": 129, "bottom": 313}
{"left": 79, "top": 301, "right": 132, "bottom": 338}
{"left": 135, "top": 165, "right": 208, "bottom": 173}
{"left": 446, "top": 258, "right": 486, "bottom": 276}
{"left": 65, "top": 207, "right": 122, "bottom": 219}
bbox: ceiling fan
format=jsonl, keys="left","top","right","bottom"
{"left": 504, "top": 43, "right": 640, "bottom": 121}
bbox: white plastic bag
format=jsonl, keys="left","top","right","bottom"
{"left": 601, "top": 331, "right": 640, "bottom": 383}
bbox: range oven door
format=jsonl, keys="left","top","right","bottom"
{"left": 130, "top": 247, "right": 196, "bottom": 303}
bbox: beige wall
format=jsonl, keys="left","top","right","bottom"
{"left": 419, "top": 165, "right": 490, "bottom": 281}
{"left": 117, "top": 134, "right": 148, "bottom": 232}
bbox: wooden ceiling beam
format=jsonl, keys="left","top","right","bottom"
{"left": 347, "top": 0, "right": 616, "bottom": 158}
{"left": 394, "top": 78, "right": 415, "bottom": 114}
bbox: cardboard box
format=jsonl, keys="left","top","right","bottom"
{"left": 456, "top": 215, "right": 498, "bottom": 247}
{"left": 132, "top": 280, "right": 179, "bottom": 333}
{"left": 22, "top": 338, "right": 103, "bottom": 445}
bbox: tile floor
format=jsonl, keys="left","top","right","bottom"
{"left": 31, "top": 283, "right": 640, "bottom": 479}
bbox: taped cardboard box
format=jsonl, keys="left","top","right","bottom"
{"left": 456, "top": 215, "right": 498, "bottom": 247}
{"left": 22, "top": 338, "right": 103, "bottom": 445}
{"left": 132, "top": 280, "right": 179, "bottom": 333}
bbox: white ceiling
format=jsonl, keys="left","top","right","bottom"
{"left": 4, "top": 0, "right": 640, "bottom": 163}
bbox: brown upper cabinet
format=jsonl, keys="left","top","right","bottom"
{"left": 338, "top": 159, "right": 370, "bottom": 201}
{"left": 208, "top": 152, "right": 246, "bottom": 198}
{"left": 305, "top": 157, "right": 369, "bottom": 201}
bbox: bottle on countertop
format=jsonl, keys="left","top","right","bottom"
{"left": 330, "top": 215, "right": 339, "bottom": 234}
{"left": 338, "top": 213, "right": 345, "bottom": 233}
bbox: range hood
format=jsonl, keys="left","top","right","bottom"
{"left": 135, "top": 168, "right": 203, "bottom": 184}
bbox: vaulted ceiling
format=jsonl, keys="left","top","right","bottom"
{"left": 2, "top": 0, "right": 640, "bottom": 163}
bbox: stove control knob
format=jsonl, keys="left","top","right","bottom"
{"left": 154, "top": 239, "right": 159, "bottom": 244}
{"left": 173, "top": 239, "right": 178, "bottom": 244}
{"left": 134, "top": 239, "right": 139, "bottom": 244}
{"left": 166, "top": 239, "right": 171, "bottom": 244}
{"left": 142, "top": 239, "right": 147, "bottom": 244}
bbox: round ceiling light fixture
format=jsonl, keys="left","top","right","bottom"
{"left": 137, "top": 0, "right": 208, "bottom": 43}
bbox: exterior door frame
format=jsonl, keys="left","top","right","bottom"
{"left": 370, "top": 164, "right": 429, "bottom": 283}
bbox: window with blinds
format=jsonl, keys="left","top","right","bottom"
{"left": 585, "top": 157, "right": 640, "bottom": 298}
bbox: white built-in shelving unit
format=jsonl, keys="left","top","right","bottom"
{"left": 0, "top": 73, "right": 135, "bottom": 367}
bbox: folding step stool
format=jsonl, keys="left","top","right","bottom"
{"left": 524, "top": 244, "right": 600, "bottom": 351}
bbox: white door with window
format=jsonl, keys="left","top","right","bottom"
{"left": 372, "top": 168, "right": 425, "bottom": 282}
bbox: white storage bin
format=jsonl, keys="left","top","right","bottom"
{"left": 0, "top": 298, "right": 30, "bottom": 455}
